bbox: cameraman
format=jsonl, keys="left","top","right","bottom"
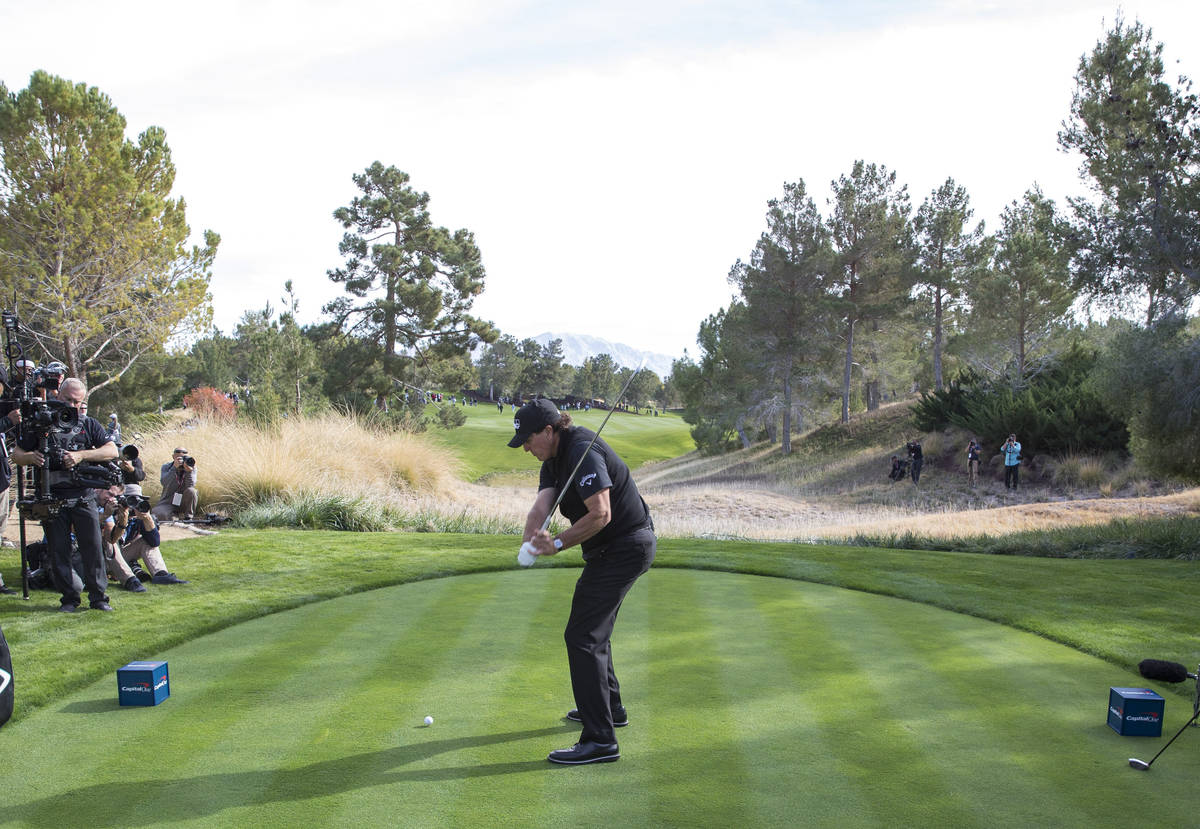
{"left": 12, "top": 378, "right": 117, "bottom": 612}
{"left": 98, "top": 487, "right": 187, "bottom": 588}
{"left": 118, "top": 444, "right": 145, "bottom": 490}
{"left": 152, "top": 447, "right": 198, "bottom": 522}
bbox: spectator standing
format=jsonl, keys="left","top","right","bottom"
{"left": 1002, "top": 434, "right": 1022, "bottom": 490}
{"left": 907, "top": 439, "right": 924, "bottom": 485}
{"left": 966, "top": 439, "right": 981, "bottom": 486}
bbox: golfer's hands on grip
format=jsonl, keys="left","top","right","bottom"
{"left": 518, "top": 530, "right": 558, "bottom": 568}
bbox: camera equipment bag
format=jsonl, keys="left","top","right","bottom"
{"left": 0, "top": 622, "right": 13, "bottom": 727}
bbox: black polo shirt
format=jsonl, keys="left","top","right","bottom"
{"left": 539, "top": 426, "right": 650, "bottom": 558}
{"left": 19, "top": 415, "right": 112, "bottom": 500}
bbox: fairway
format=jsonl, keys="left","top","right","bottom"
{"left": 0, "top": 569, "right": 1196, "bottom": 828}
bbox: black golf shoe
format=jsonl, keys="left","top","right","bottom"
{"left": 547, "top": 741, "right": 620, "bottom": 765}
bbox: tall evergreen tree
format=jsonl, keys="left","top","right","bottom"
{"left": 1058, "top": 16, "right": 1200, "bottom": 323}
{"left": 674, "top": 303, "right": 760, "bottom": 452}
{"left": 912, "top": 178, "right": 987, "bottom": 390}
{"left": 475, "top": 334, "right": 526, "bottom": 401}
{"left": 829, "top": 161, "right": 913, "bottom": 421}
{"left": 728, "top": 179, "right": 834, "bottom": 454}
{"left": 325, "top": 162, "right": 495, "bottom": 407}
{"left": 970, "top": 187, "right": 1075, "bottom": 380}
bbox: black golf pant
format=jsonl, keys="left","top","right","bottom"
{"left": 45, "top": 497, "right": 109, "bottom": 608}
{"left": 564, "top": 527, "right": 655, "bottom": 745}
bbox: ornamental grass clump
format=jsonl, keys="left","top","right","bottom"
{"left": 134, "top": 412, "right": 457, "bottom": 522}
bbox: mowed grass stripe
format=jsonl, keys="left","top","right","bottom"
{"left": 644, "top": 570, "right": 756, "bottom": 827}
{"left": 525, "top": 567, "right": 658, "bottom": 828}
{"left": 252, "top": 572, "right": 546, "bottom": 826}
{"left": 814, "top": 589, "right": 1032, "bottom": 826}
{"left": 249, "top": 576, "right": 500, "bottom": 825}
{"left": 709, "top": 573, "right": 881, "bottom": 827}
{"left": 759, "top": 584, "right": 976, "bottom": 827}
{"left": 876, "top": 614, "right": 1181, "bottom": 826}
{"left": 7, "top": 569, "right": 1200, "bottom": 827}
{"left": 156, "top": 579, "right": 456, "bottom": 826}
{"left": 11, "top": 590, "right": 407, "bottom": 828}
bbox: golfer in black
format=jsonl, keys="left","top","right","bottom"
{"left": 510, "top": 398, "right": 654, "bottom": 765}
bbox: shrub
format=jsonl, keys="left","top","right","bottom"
{"left": 912, "top": 345, "right": 1128, "bottom": 458}
{"left": 1050, "top": 453, "right": 1109, "bottom": 488}
{"left": 436, "top": 405, "right": 467, "bottom": 430}
{"left": 183, "top": 386, "right": 236, "bottom": 422}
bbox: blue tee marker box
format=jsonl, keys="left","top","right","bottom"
{"left": 1107, "top": 687, "right": 1163, "bottom": 736}
{"left": 118, "top": 661, "right": 170, "bottom": 706}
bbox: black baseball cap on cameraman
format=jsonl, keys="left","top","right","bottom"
{"left": 507, "top": 399, "right": 560, "bottom": 447}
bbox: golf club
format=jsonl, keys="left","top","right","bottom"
{"left": 519, "top": 358, "right": 646, "bottom": 567}
{"left": 1129, "top": 708, "right": 1200, "bottom": 770}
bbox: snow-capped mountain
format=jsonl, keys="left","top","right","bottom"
{"left": 528, "top": 332, "right": 676, "bottom": 379}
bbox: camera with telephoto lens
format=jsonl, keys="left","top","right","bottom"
{"left": 32, "top": 361, "right": 67, "bottom": 393}
{"left": 20, "top": 398, "right": 79, "bottom": 444}
{"left": 119, "top": 494, "right": 152, "bottom": 513}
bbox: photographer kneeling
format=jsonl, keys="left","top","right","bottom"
{"left": 12, "top": 378, "right": 117, "bottom": 613}
{"left": 98, "top": 487, "right": 187, "bottom": 589}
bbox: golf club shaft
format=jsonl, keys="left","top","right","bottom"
{"left": 1133, "top": 707, "right": 1200, "bottom": 769}
{"left": 539, "top": 361, "right": 645, "bottom": 533}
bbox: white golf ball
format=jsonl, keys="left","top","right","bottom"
{"left": 424, "top": 715, "right": 434, "bottom": 725}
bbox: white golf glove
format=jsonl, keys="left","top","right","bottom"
{"left": 518, "top": 541, "right": 538, "bottom": 568}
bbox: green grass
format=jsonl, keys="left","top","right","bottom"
{"left": 2, "top": 530, "right": 1197, "bottom": 724}
{"left": 845, "top": 514, "right": 1200, "bottom": 559}
{"left": 422, "top": 402, "right": 694, "bottom": 481}
{"left": 3, "top": 569, "right": 1195, "bottom": 828}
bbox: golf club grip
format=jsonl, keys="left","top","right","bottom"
{"left": 538, "top": 361, "right": 644, "bottom": 534}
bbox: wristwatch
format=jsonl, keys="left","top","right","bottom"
{"left": 553, "top": 537, "right": 564, "bottom": 551}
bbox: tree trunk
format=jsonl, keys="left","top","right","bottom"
{"left": 865, "top": 380, "right": 881, "bottom": 411}
{"left": 735, "top": 414, "right": 751, "bottom": 449}
{"left": 781, "top": 362, "right": 793, "bottom": 455}
{"left": 841, "top": 318, "right": 856, "bottom": 423}
{"left": 933, "top": 286, "right": 944, "bottom": 391}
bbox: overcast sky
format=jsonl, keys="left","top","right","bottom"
{"left": 2, "top": 1, "right": 1198, "bottom": 362}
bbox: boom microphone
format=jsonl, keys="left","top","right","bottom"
{"left": 1138, "top": 659, "right": 1196, "bottom": 684}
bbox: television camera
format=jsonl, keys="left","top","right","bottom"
{"left": 2, "top": 311, "right": 121, "bottom": 598}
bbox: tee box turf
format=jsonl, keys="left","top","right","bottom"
{"left": 1108, "top": 687, "right": 1163, "bottom": 737}
{"left": 118, "top": 660, "right": 170, "bottom": 707}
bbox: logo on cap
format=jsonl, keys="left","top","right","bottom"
{"left": 513, "top": 419, "right": 520, "bottom": 430}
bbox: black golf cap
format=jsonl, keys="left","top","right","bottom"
{"left": 508, "top": 399, "right": 560, "bottom": 447}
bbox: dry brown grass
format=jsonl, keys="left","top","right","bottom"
{"left": 120, "top": 404, "right": 1200, "bottom": 543}
{"left": 135, "top": 412, "right": 458, "bottom": 512}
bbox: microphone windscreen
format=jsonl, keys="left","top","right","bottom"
{"left": 1138, "top": 658, "right": 1190, "bottom": 683}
